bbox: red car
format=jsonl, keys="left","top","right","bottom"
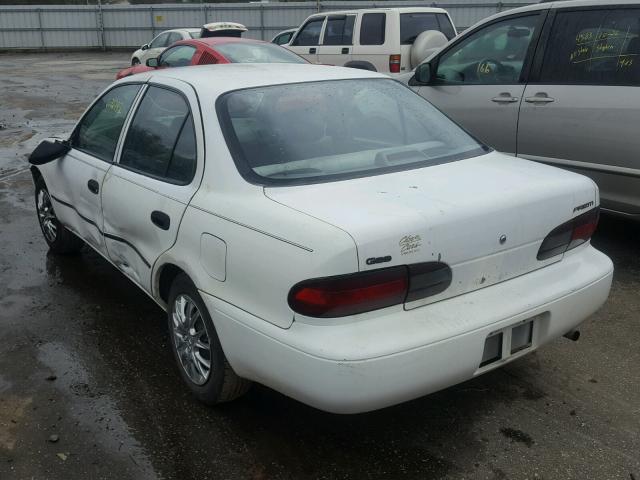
{"left": 116, "top": 37, "right": 307, "bottom": 79}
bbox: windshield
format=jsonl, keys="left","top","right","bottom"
{"left": 217, "top": 79, "right": 487, "bottom": 186}
{"left": 215, "top": 42, "right": 306, "bottom": 64}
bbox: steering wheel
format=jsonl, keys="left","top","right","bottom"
{"left": 476, "top": 58, "right": 504, "bottom": 82}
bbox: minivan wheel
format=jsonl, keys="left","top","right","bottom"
{"left": 168, "top": 274, "right": 251, "bottom": 405}
{"left": 35, "top": 177, "right": 84, "bottom": 254}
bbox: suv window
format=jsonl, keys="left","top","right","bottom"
{"left": 150, "top": 33, "right": 169, "bottom": 49}
{"left": 539, "top": 8, "right": 640, "bottom": 86}
{"left": 400, "top": 13, "right": 440, "bottom": 44}
{"left": 292, "top": 17, "right": 324, "bottom": 46}
{"left": 72, "top": 84, "right": 140, "bottom": 162}
{"left": 360, "top": 13, "right": 386, "bottom": 45}
{"left": 159, "top": 45, "right": 196, "bottom": 67}
{"left": 323, "top": 15, "right": 356, "bottom": 45}
{"left": 435, "top": 14, "right": 539, "bottom": 84}
{"left": 120, "top": 86, "right": 196, "bottom": 184}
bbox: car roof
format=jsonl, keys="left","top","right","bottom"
{"left": 474, "top": 0, "right": 640, "bottom": 21}
{"left": 316, "top": 7, "right": 448, "bottom": 15}
{"left": 125, "top": 64, "right": 383, "bottom": 99}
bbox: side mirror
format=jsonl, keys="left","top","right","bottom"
{"left": 412, "top": 62, "right": 434, "bottom": 85}
{"left": 141, "top": 43, "right": 149, "bottom": 51}
{"left": 146, "top": 57, "right": 159, "bottom": 67}
{"left": 29, "top": 140, "right": 70, "bottom": 165}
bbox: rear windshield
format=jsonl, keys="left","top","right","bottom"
{"left": 400, "top": 13, "right": 456, "bottom": 44}
{"left": 217, "top": 79, "right": 487, "bottom": 186}
{"left": 215, "top": 42, "right": 306, "bottom": 64}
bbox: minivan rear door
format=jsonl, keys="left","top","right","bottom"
{"left": 317, "top": 14, "right": 355, "bottom": 66}
{"left": 517, "top": 6, "right": 640, "bottom": 215}
{"left": 416, "top": 12, "right": 546, "bottom": 155}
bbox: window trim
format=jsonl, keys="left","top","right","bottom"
{"left": 291, "top": 16, "right": 326, "bottom": 46}
{"left": 115, "top": 84, "right": 198, "bottom": 186}
{"left": 321, "top": 14, "right": 356, "bottom": 46}
{"left": 429, "top": 10, "right": 549, "bottom": 86}
{"left": 527, "top": 5, "right": 640, "bottom": 87}
{"left": 69, "top": 82, "right": 144, "bottom": 163}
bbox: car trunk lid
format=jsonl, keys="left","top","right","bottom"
{"left": 264, "top": 152, "right": 597, "bottom": 308}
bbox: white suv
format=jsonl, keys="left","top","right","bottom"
{"left": 285, "top": 7, "right": 457, "bottom": 74}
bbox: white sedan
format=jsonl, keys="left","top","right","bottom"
{"left": 28, "top": 64, "right": 613, "bottom": 414}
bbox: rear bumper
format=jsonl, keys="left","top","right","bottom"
{"left": 202, "top": 245, "right": 613, "bottom": 413}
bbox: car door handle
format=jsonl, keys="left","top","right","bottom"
{"left": 309, "top": 47, "right": 316, "bottom": 54}
{"left": 150, "top": 210, "right": 170, "bottom": 231}
{"left": 341, "top": 47, "right": 349, "bottom": 54}
{"left": 491, "top": 93, "right": 519, "bottom": 103}
{"left": 87, "top": 179, "right": 99, "bottom": 194}
{"left": 525, "top": 94, "right": 555, "bottom": 104}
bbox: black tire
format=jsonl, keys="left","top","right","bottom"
{"left": 167, "top": 274, "right": 251, "bottom": 405}
{"left": 131, "top": 57, "right": 140, "bottom": 66}
{"left": 34, "top": 177, "right": 84, "bottom": 254}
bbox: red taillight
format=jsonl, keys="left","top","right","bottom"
{"left": 537, "top": 207, "right": 599, "bottom": 260}
{"left": 389, "top": 54, "right": 401, "bottom": 73}
{"left": 288, "top": 262, "right": 452, "bottom": 318}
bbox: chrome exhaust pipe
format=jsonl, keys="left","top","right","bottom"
{"left": 563, "top": 330, "right": 580, "bottom": 341}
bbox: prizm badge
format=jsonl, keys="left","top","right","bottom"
{"left": 573, "top": 201, "right": 594, "bottom": 213}
{"left": 366, "top": 255, "right": 392, "bottom": 265}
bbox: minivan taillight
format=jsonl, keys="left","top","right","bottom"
{"left": 389, "top": 54, "right": 401, "bottom": 73}
{"left": 537, "top": 207, "right": 599, "bottom": 260}
{"left": 288, "top": 262, "right": 452, "bottom": 318}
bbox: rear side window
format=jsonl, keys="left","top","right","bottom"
{"left": 539, "top": 8, "right": 640, "bottom": 86}
{"left": 292, "top": 17, "right": 324, "bottom": 46}
{"left": 360, "top": 13, "right": 386, "bottom": 45}
{"left": 120, "top": 86, "right": 196, "bottom": 184}
{"left": 72, "top": 84, "right": 140, "bottom": 162}
{"left": 323, "top": 15, "right": 356, "bottom": 45}
{"left": 400, "top": 13, "right": 439, "bottom": 44}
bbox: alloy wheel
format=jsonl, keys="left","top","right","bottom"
{"left": 171, "top": 294, "right": 212, "bottom": 385}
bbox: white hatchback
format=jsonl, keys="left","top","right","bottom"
{"left": 29, "top": 64, "right": 613, "bottom": 414}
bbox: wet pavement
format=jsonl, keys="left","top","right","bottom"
{"left": 0, "top": 53, "right": 639, "bottom": 480}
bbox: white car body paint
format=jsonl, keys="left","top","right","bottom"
{"left": 35, "top": 64, "right": 613, "bottom": 413}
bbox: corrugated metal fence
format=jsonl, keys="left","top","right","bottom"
{"left": 0, "top": 1, "right": 534, "bottom": 51}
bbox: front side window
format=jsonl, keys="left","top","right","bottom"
{"left": 436, "top": 14, "right": 540, "bottom": 84}
{"left": 189, "top": 31, "right": 201, "bottom": 39}
{"left": 150, "top": 33, "right": 169, "bottom": 49}
{"left": 215, "top": 42, "right": 306, "bottom": 64}
{"left": 292, "top": 17, "right": 325, "bottom": 46}
{"left": 323, "top": 15, "right": 356, "bottom": 45}
{"left": 159, "top": 45, "right": 196, "bottom": 67}
{"left": 218, "top": 79, "right": 486, "bottom": 186}
{"left": 360, "top": 13, "right": 386, "bottom": 46}
{"left": 539, "top": 8, "right": 640, "bottom": 86}
{"left": 72, "top": 84, "right": 140, "bottom": 162}
{"left": 167, "top": 32, "right": 182, "bottom": 45}
{"left": 120, "top": 86, "right": 196, "bottom": 184}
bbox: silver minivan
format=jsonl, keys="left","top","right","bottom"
{"left": 405, "top": 0, "right": 640, "bottom": 219}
